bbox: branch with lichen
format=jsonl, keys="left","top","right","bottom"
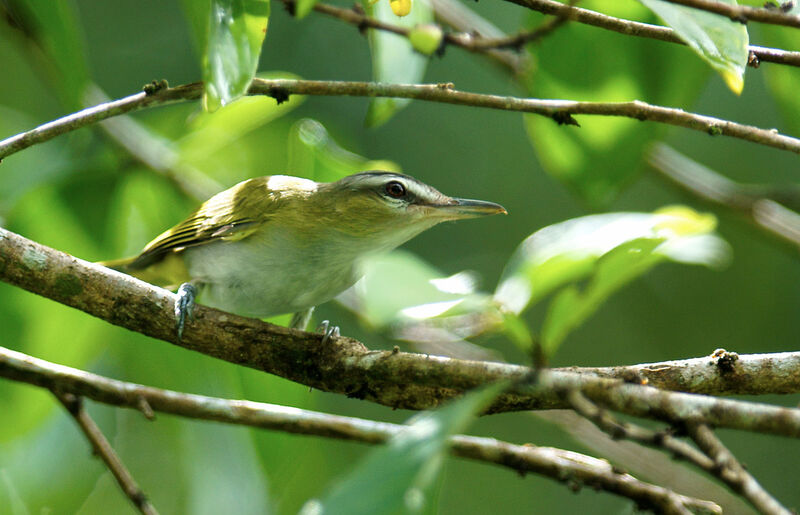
{"left": 2, "top": 227, "right": 800, "bottom": 439}
{"left": 0, "top": 345, "right": 722, "bottom": 514}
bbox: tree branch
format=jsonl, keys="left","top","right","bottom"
{"left": 686, "top": 422, "right": 792, "bottom": 515}
{"left": 0, "top": 346, "right": 720, "bottom": 514}
{"left": 504, "top": 0, "right": 800, "bottom": 67}
{"left": 2, "top": 227, "right": 800, "bottom": 437}
{"left": 559, "top": 348, "right": 800, "bottom": 395}
{"left": 1, "top": 80, "right": 799, "bottom": 166}
{"left": 566, "top": 390, "right": 794, "bottom": 514}
{"left": 648, "top": 143, "right": 800, "bottom": 251}
{"left": 53, "top": 391, "right": 158, "bottom": 515}
{"left": 662, "top": 0, "right": 800, "bottom": 28}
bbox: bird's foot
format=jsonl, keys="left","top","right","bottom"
{"left": 290, "top": 307, "right": 315, "bottom": 330}
{"left": 175, "top": 282, "right": 197, "bottom": 341}
{"left": 316, "top": 320, "right": 340, "bottom": 345}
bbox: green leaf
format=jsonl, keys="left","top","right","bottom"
{"left": 185, "top": 0, "right": 271, "bottom": 111}
{"left": 178, "top": 71, "right": 303, "bottom": 163}
{"left": 494, "top": 207, "right": 731, "bottom": 317}
{"left": 287, "top": 119, "right": 401, "bottom": 183}
{"left": 0, "top": 107, "right": 69, "bottom": 216}
{"left": 4, "top": 0, "right": 90, "bottom": 108}
{"left": 541, "top": 238, "right": 664, "bottom": 355}
{"left": 342, "top": 250, "right": 490, "bottom": 329}
{"left": 364, "top": 0, "right": 432, "bottom": 127}
{"left": 300, "top": 383, "right": 505, "bottom": 515}
{"left": 295, "top": 0, "right": 318, "bottom": 19}
{"left": 639, "top": 0, "right": 748, "bottom": 94}
{"left": 523, "top": 2, "right": 709, "bottom": 206}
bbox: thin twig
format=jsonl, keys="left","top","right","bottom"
{"left": 450, "top": 0, "right": 576, "bottom": 51}
{"left": 566, "top": 390, "right": 796, "bottom": 514}
{"left": 53, "top": 391, "right": 158, "bottom": 515}
{"left": 504, "top": 0, "right": 800, "bottom": 67}
{"left": 565, "top": 390, "right": 717, "bottom": 472}
{"left": 2, "top": 228, "right": 800, "bottom": 438}
{"left": 662, "top": 0, "right": 800, "bottom": 27}
{"left": 686, "top": 422, "right": 792, "bottom": 515}
{"left": 297, "top": 0, "right": 530, "bottom": 74}
{"left": 1, "top": 346, "right": 719, "bottom": 514}
{"left": 1, "top": 80, "right": 800, "bottom": 164}
{"left": 648, "top": 143, "right": 800, "bottom": 250}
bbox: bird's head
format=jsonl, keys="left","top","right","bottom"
{"left": 313, "top": 171, "right": 506, "bottom": 250}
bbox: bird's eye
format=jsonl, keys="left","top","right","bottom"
{"left": 384, "top": 181, "right": 406, "bottom": 199}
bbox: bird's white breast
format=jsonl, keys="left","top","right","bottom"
{"left": 182, "top": 226, "right": 365, "bottom": 318}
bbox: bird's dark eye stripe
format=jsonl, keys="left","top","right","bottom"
{"left": 384, "top": 180, "right": 407, "bottom": 199}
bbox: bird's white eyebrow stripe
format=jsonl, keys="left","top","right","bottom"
{"left": 336, "top": 172, "right": 446, "bottom": 203}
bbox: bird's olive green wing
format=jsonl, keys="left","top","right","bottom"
{"left": 127, "top": 177, "right": 279, "bottom": 270}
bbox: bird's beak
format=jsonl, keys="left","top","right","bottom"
{"left": 429, "top": 198, "right": 508, "bottom": 219}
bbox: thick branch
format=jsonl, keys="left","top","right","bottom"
{"left": 505, "top": 0, "right": 800, "bottom": 67}
{"left": 2, "top": 227, "right": 800, "bottom": 437}
{"left": 559, "top": 349, "right": 800, "bottom": 395}
{"left": 54, "top": 392, "right": 158, "bottom": 515}
{"left": 2, "top": 80, "right": 800, "bottom": 165}
{"left": 0, "top": 346, "right": 719, "bottom": 514}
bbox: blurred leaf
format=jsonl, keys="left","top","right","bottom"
{"left": 287, "top": 119, "right": 401, "bottom": 183}
{"left": 295, "top": 0, "right": 318, "bottom": 19}
{"left": 4, "top": 0, "right": 89, "bottom": 108}
{"left": 300, "top": 383, "right": 504, "bottom": 515}
{"left": 364, "top": 0, "right": 432, "bottom": 127}
{"left": 639, "top": 0, "right": 748, "bottom": 94}
{"left": 343, "top": 251, "right": 489, "bottom": 329}
{"left": 178, "top": 71, "right": 304, "bottom": 162}
{"left": 762, "top": 20, "right": 800, "bottom": 136}
{"left": 541, "top": 237, "right": 664, "bottom": 354}
{"left": 183, "top": 0, "right": 270, "bottom": 111}
{"left": 524, "top": 2, "right": 708, "bottom": 206}
{"left": 494, "top": 208, "right": 731, "bottom": 317}
{"left": 0, "top": 107, "right": 70, "bottom": 217}
{"left": 107, "top": 170, "right": 194, "bottom": 257}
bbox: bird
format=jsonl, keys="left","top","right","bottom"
{"left": 102, "top": 171, "right": 506, "bottom": 339}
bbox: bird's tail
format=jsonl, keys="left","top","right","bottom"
{"left": 96, "top": 257, "right": 136, "bottom": 272}
{"left": 97, "top": 254, "right": 187, "bottom": 289}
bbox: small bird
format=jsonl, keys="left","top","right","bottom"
{"left": 103, "top": 171, "right": 506, "bottom": 338}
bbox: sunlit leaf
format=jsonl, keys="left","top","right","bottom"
{"left": 341, "top": 251, "right": 489, "bottom": 329}
{"left": 183, "top": 0, "right": 271, "bottom": 111}
{"left": 178, "top": 71, "right": 303, "bottom": 162}
{"left": 364, "top": 0, "right": 432, "bottom": 126}
{"left": 300, "top": 383, "right": 504, "bottom": 515}
{"left": 541, "top": 237, "right": 664, "bottom": 354}
{"left": 639, "top": 0, "right": 748, "bottom": 94}
{"left": 287, "top": 119, "right": 401, "bottom": 183}
{"left": 494, "top": 208, "right": 731, "bottom": 316}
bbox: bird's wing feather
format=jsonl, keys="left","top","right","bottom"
{"left": 127, "top": 177, "right": 282, "bottom": 270}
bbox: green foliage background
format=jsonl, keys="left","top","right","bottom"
{"left": 0, "top": 0, "right": 799, "bottom": 513}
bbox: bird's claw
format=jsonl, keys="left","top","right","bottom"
{"left": 175, "top": 283, "right": 197, "bottom": 341}
{"left": 317, "top": 320, "right": 340, "bottom": 345}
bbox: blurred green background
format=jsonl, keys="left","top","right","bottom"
{"left": 0, "top": 0, "right": 798, "bottom": 513}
